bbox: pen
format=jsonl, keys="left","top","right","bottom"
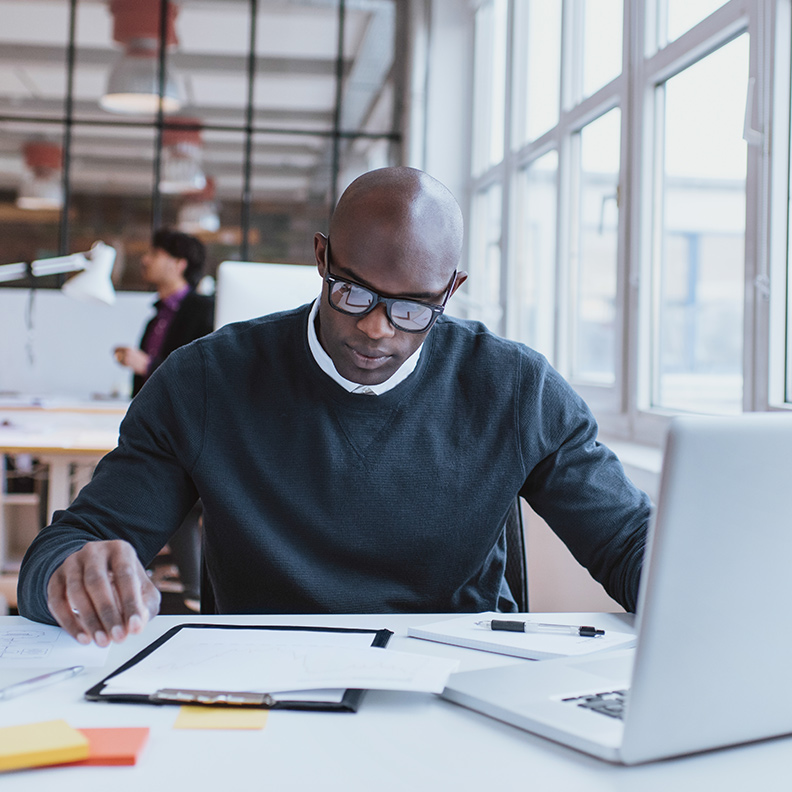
{"left": 475, "top": 620, "right": 605, "bottom": 637}
{"left": 0, "top": 665, "right": 85, "bottom": 701}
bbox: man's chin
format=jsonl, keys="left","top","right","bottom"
{"left": 338, "top": 359, "right": 397, "bottom": 386}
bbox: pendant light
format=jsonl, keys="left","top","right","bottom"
{"left": 100, "top": 0, "right": 183, "bottom": 115}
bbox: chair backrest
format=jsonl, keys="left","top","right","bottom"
{"left": 200, "top": 497, "right": 530, "bottom": 614}
{"left": 502, "top": 497, "right": 528, "bottom": 612}
{"left": 200, "top": 548, "right": 216, "bottom": 615}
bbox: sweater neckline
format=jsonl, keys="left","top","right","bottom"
{"left": 298, "top": 306, "right": 436, "bottom": 410}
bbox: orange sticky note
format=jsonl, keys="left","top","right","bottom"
{"left": 72, "top": 727, "right": 150, "bottom": 766}
{"left": 0, "top": 720, "right": 89, "bottom": 772}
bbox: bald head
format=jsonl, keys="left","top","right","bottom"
{"left": 313, "top": 167, "right": 468, "bottom": 385}
{"left": 329, "top": 167, "right": 463, "bottom": 281}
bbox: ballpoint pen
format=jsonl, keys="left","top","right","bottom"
{"left": 0, "top": 665, "right": 85, "bottom": 701}
{"left": 475, "top": 620, "right": 605, "bottom": 637}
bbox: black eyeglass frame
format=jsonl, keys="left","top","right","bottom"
{"left": 323, "top": 239, "right": 457, "bottom": 334}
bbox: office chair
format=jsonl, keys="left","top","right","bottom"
{"left": 200, "top": 497, "right": 530, "bottom": 615}
{"left": 502, "top": 496, "right": 529, "bottom": 612}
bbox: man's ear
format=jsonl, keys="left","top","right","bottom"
{"left": 314, "top": 233, "right": 328, "bottom": 278}
{"left": 175, "top": 257, "right": 188, "bottom": 278}
{"left": 450, "top": 271, "right": 468, "bottom": 297}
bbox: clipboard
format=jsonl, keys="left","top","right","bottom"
{"left": 85, "top": 623, "right": 393, "bottom": 712}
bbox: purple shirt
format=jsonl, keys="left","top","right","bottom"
{"left": 142, "top": 284, "right": 191, "bottom": 374}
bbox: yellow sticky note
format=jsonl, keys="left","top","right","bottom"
{"left": 173, "top": 706, "right": 269, "bottom": 730}
{"left": 0, "top": 719, "right": 90, "bottom": 772}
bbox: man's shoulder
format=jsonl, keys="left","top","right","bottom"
{"left": 146, "top": 303, "right": 310, "bottom": 389}
{"left": 199, "top": 303, "right": 309, "bottom": 353}
{"left": 433, "top": 315, "right": 549, "bottom": 367}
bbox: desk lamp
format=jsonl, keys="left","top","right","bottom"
{"left": 0, "top": 242, "right": 117, "bottom": 305}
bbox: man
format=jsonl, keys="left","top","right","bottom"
{"left": 113, "top": 228, "right": 215, "bottom": 607}
{"left": 114, "top": 227, "right": 214, "bottom": 397}
{"left": 18, "top": 167, "right": 650, "bottom": 647}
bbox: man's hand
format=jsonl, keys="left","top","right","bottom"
{"left": 47, "top": 540, "right": 161, "bottom": 647}
{"left": 113, "top": 346, "right": 150, "bottom": 376}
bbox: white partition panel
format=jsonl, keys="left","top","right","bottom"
{"left": 214, "top": 261, "right": 320, "bottom": 330}
{"left": 0, "top": 288, "right": 154, "bottom": 399}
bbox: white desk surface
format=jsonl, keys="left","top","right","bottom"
{"left": 0, "top": 400, "right": 126, "bottom": 455}
{"left": 0, "top": 402, "right": 126, "bottom": 562}
{"left": 0, "top": 612, "right": 788, "bottom": 791}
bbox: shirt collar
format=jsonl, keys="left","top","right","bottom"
{"left": 159, "top": 283, "right": 191, "bottom": 311}
{"left": 306, "top": 296, "right": 422, "bottom": 395}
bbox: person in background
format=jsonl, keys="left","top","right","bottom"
{"left": 114, "top": 227, "right": 215, "bottom": 397}
{"left": 113, "top": 228, "right": 215, "bottom": 610}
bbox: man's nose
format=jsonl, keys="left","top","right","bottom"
{"left": 356, "top": 303, "right": 395, "bottom": 339}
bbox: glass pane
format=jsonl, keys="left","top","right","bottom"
{"left": 248, "top": 133, "right": 334, "bottom": 267}
{"left": 160, "top": 127, "right": 246, "bottom": 284}
{"left": 336, "top": 136, "right": 400, "bottom": 198}
{"left": 572, "top": 108, "right": 621, "bottom": 384}
{"left": 666, "top": 0, "right": 728, "bottom": 45}
{"left": 74, "top": 0, "right": 251, "bottom": 127}
{"left": 458, "top": 184, "right": 502, "bottom": 329}
{"left": 0, "top": 121, "right": 64, "bottom": 268}
{"left": 654, "top": 36, "right": 748, "bottom": 414}
{"left": 69, "top": 124, "right": 155, "bottom": 291}
{"left": 516, "top": 0, "right": 561, "bottom": 145}
{"left": 472, "top": 0, "right": 507, "bottom": 175}
{"left": 254, "top": 1, "right": 338, "bottom": 133}
{"left": 582, "top": 0, "right": 623, "bottom": 99}
{"left": 513, "top": 151, "right": 558, "bottom": 359}
{"left": 340, "top": 0, "right": 398, "bottom": 136}
{"left": 173, "top": 0, "right": 251, "bottom": 129}
{"left": 0, "top": 0, "right": 70, "bottom": 121}
{"left": 787, "top": 246, "right": 792, "bottom": 401}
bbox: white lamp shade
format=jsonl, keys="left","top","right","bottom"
{"left": 16, "top": 168, "right": 63, "bottom": 210}
{"left": 178, "top": 200, "right": 220, "bottom": 233}
{"left": 61, "top": 242, "right": 117, "bottom": 305}
{"left": 160, "top": 142, "right": 207, "bottom": 194}
{"left": 100, "top": 50, "right": 183, "bottom": 115}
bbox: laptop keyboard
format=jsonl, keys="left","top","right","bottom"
{"left": 562, "top": 689, "right": 628, "bottom": 720}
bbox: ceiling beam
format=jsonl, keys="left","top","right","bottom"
{"left": 0, "top": 43, "right": 349, "bottom": 78}
{"left": 0, "top": 99, "right": 335, "bottom": 129}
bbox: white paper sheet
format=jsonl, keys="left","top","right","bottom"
{"left": 101, "top": 628, "right": 459, "bottom": 695}
{"left": 408, "top": 612, "right": 636, "bottom": 661}
{"left": 0, "top": 622, "right": 110, "bottom": 668}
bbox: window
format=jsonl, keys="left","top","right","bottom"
{"left": 466, "top": 0, "right": 785, "bottom": 443}
{"left": 0, "top": 0, "right": 405, "bottom": 289}
{"left": 472, "top": 0, "right": 508, "bottom": 176}
{"left": 513, "top": 0, "right": 561, "bottom": 146}
{"left": 572, "top": 109, "right": 621, "bottom": 385}
{"left": 510, "top": 150, "right": 558, "bottom": 357}
{"left": 652, "top": 36, "right": 748, "bottom": 414}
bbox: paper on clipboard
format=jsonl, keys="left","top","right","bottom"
{"left": 100, "top": 626, "right": 458, "bottom": 696}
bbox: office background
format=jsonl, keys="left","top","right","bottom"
{"left": 0, "top": 0, "right": 789, "bottom": 612}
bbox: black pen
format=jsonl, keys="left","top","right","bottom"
{"left": 475, "top": 619, "right": 605, "bottom": 637}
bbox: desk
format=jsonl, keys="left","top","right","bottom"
{"left": 0, "top": 613, "right": 788, "bottom": 792}
{"left": 0, "top": 401, "right": 126, "bottom": 573}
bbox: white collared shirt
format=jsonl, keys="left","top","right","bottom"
{"left": 306, "top": 296, "right": 422, "bottom": 395}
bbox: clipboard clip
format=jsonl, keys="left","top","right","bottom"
{"left": 151, "top": 688, "right": 276, "bottom": 707}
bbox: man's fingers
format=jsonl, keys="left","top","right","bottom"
{"left": 46, "top": 540, "right": 159, "bottom": 646}
{"left": 112, "top": 555, "right": 160, "bottom": 636}
{"left": 74, "top": 547, "right": 127, "bottom": 645}
{"left": 47, "top": 571, "right": 93, "bottom": 644}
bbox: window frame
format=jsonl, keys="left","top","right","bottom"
{"left": 465, "top": 0, "right": 791, "bottom": 448}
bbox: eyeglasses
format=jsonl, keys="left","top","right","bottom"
{"left": 323, "top": 240, "right": 456, "bottom": 333}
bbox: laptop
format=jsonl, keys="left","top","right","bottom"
{"left": 442, "top": 414, "right": 792, "bottom": 764}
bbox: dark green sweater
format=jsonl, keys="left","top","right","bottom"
{"left": 18, "top": 306, "right": 650, "bottom": 621}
